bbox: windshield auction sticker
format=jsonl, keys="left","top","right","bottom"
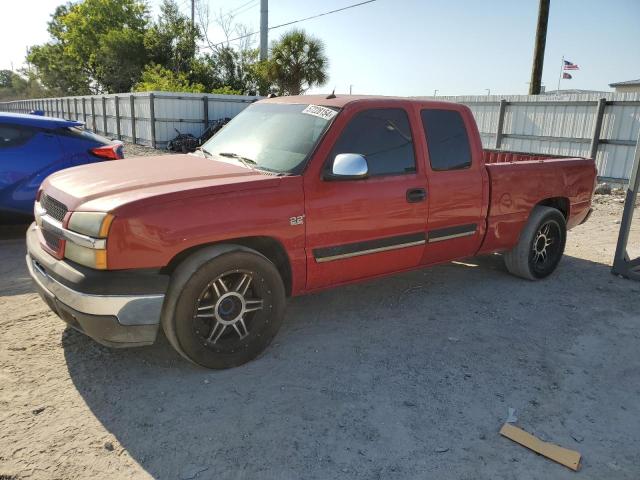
{"left": 302, "top": 104, "right": 338, "bottom": 121}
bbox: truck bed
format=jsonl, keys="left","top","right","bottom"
{"left": 483, "top": 149, "right": 577, "bottom": 164}
{"left": 478, "top": 149, "right": 596, "bottom": 255}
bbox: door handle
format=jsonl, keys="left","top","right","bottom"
{"left": 406, "top": 188, "right": 427, "bottom": 203}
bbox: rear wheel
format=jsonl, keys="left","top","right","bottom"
{"left": 503, "top": 206, "right": 566, "bottom": 280}
{"left": 163, "top": 249, "right": 286, "bottom": 369}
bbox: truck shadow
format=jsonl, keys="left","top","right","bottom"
{"left": 62, "top": 253, "right": 635, "bottom": 479}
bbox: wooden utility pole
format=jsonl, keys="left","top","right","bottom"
{"left": 528, "top": 0, "right": 550, "bottom": 95}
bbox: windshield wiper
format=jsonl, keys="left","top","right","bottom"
{"left": 216, "top": 151, "right": 288, "bottom": 175}
{"left": 217, "top": 152, "right": 258, "bottom": 169}
{"left": 196, "top": 147, "right": 213, "bottom": 158}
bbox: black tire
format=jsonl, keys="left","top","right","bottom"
{"left": 162, "top": 247, "right": 286, "bottom": 369}
{"left": 503, "top": 206, "right": 566, "bottom": 280}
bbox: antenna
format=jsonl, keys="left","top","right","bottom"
{"left": 326, "top": 88, "right": 336, "bottom": 99}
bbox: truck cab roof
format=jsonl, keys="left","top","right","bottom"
{"left": 260, "top": 94, "right": 459, "bottom": 110}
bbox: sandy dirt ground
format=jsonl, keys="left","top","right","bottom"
{"left": 1, "top": 193, "right": 639, "bottom": 480}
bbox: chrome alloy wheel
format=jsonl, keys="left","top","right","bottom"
{"left": 193, "top": 270, "right": 265, "bottom": 348}
{"left": 529, "top": 220, "right": 561, "bottom": 275}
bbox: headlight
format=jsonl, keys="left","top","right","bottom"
{"left": 64, "top": 242, "right": 108, "bottom": 269}
{"left": 67, "top": 212, "right": 114, "bottom": 238}
{"left": 64, "top": 212, "right": 114, "bottom": 269}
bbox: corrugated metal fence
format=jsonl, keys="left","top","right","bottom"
{"left": 0, "top": 91, "right": 260, "bottom": 149}
{"left": 2, "top": 91, "right": 639, "bottom": 180}
{"left": 424, "top": 92, "right": 640, "bottom": 181}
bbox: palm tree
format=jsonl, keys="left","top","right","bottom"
{"left": 266, "top": 29, "right": 328, "bottom": 96}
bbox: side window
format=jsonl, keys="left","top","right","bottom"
{"left": 421, "top": 109, "right": 472, "bottom": 171}
{"left": 329, "top": 108, "right": 416, "bottom": 176}
{"left": 0, "top": 124, "right": 36, "bottom": 149}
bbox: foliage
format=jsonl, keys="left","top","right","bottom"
{"left": 23, "top": 0, "right": 330, "bottom": 97}
{"left": 28, "top": 42, "right": 92, "bottom": 95}
{"left": 27, "top": 0, "right": 149, "bottom": 94}
{"left": 0, "top": 70, "right": 13, "bottom": 89}
{"left": 133, "top": 64, "right": 205, "bottom": 93}
{"left": 145, "top": 0, "right": 200, "bottom": 76}
{"left": 0, "top": 70, "right": 52, "bottom": 101}
{"left": 211, "top": 85, "right": 243, "bottom": 95}
{"left": 264, "top": 29, "right": 328, "bottom": 95}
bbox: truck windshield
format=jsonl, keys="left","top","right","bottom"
{"left": 200, "top": 103, "right": 338, "bottom": 174}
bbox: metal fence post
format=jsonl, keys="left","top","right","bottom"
{"left": 130, "top": 95, "right": 137, "bottom": 143}
{"left": 494, "top": 99, "right": 507, "bottom": 149}
{"left": 114, "top": 95, "right": 121, "bottom": 140}
{"left": 74, "top": 98, "right": 78, "bottom": 120}
{"left": 66, "top": 98, "right": 71, "bottom": 119}
{"left": 203, "top": 95, "right": 209, "bottom": 131}
{"left": 589, "top": 98, "right": 607, "bottom": 161}
{"left": 102, "top": 96, "right": 107, "bottom": 135}
{"left": 612, "top": 127, "right": 640, "bottom": 280}
{"left": 91, "top": 97, "right": 97, "bottom": 132}
{"left": 82, "top": 98, "right": 87, "bottom": 124}
{"left": 149, "top": 93, "right": 156, "bottom": 148}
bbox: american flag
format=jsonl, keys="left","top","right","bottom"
{"left": 563, "top": 60, "right": 580, "bottom": 70}
{"left": 563, "top": 72, "right": 572, "bottom": 79}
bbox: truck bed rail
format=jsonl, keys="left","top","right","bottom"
{"left": 483, "top": 149, "right": 579, "bottom": 164}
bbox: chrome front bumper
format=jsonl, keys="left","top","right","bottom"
{"left": 27, "top": 253, "right": 164, "bottom": 327}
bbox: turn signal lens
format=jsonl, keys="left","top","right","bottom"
{"left": 64, "top": 243, "right": 108, "bottom": 269}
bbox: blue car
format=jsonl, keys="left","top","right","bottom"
{"left": 0, "top": 113, "right": 123, "bottom": 222}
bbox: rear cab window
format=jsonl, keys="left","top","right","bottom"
{"left": 328, "top": 108, "right": 416, "bottom": 176}
{"left": 421, "top": 109, "right": 472, "bottom": 171}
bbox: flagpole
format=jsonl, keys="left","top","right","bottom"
{"left": 557, "top": 55, "right": 564, "bottom": 93}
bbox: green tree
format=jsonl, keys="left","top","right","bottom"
{"left": 0, "top": 70, "right": 13, "bottom": 89}
{"left": 265, "top": 29, "right": 328, "bottom": 95}
{"left": 27, "top": 0, "right": 149, "bottom": 94}
{"left": 145, "top": 0, "right": 200, "bottom": 76}
{"left": 0, "top": 70, "right": 51, "bottom": 101}
{"left": 133, "top": 64, "right": 206, "bottom": 93}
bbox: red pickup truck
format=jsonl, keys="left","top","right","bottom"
{"left": 26, "top": 95, "right": 596, "bottom": 368}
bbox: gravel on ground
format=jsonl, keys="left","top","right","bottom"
{"left": 1, "top": 194, "right": 639, "bottom": 479}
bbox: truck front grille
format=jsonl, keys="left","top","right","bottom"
{"left": 42, "top": 229, "right": 62, "bottom": 252}
{"left": 40, "top": 193, "right": 68, "bottom": 222}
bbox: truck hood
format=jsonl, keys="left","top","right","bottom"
{"left": 41, "top": 154, "right": 281, "bottom": 212}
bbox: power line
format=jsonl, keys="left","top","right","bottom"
{"left": 230, "top": 1, "right": 259, "bottom": 18}
{"left": 228, "top": 0, "right": 259, "bottom": 16}
{"left": 205, "top": 0, "right": 378, "bottom": 49}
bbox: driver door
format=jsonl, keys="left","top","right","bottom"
{"left": 304, "top": 106, "right": 428, "bottom": 290}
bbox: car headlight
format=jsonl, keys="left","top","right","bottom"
{"left": 67, "top": 212, "right": 114, "bottom": 238}
{"left": 64, "top": 212, "right": 114, "bottom": 269}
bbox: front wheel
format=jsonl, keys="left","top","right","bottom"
{"left": 163, "top": 249, "right": 286, "bottom": 369}
{"left": 503, "top": 206, "right": 567, "bottom": 280}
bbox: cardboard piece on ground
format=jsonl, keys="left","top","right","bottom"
{"left": 500, "top": 423, "right": 581, "bottom": 471}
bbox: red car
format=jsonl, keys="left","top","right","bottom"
{"left": 26, "top": 95, "right": 596, "bottom": 368}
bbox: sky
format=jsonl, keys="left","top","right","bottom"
{"left": 2, "top": 0, "right": 639, "bottom": 96}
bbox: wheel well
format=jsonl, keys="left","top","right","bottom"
{"left": 162, "top": 236, "right": 293, "bottom": 296}
{"left": 536, "top": 197, "right": 569, "bottom": 219}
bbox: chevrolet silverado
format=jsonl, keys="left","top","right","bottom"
{"left": 26, "top": 95, "right": 596, "bottom": 368}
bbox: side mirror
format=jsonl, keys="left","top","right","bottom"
{"left": 326, "top": 153, "right": 369, "bottom": 181}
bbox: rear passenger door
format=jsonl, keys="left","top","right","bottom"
{"left": 419, "top": 108, "right": 487, "bottom": 265}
